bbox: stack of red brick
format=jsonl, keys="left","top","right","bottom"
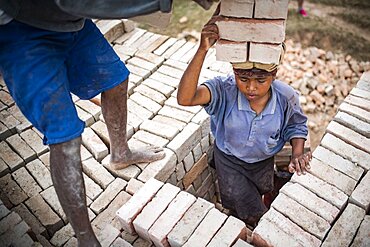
{"left": 215, "top": 0, "right": 289, "bottom": 64}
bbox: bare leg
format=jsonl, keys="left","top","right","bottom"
{"left": 101, "top": 80, "right": 165, "bottom": 170}
{"left": 50, "top": 137, "right": 100, "bottom": 247}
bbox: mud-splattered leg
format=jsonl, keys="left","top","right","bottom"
{"left": 50, "top": 137, "right": 100, "bottom": 247}
{"left": 101, "top": 80, "right": 165, "bottom": 170}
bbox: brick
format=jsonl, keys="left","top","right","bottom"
{"left": 117, "top": 28, "right": 146, "bottom": 46}
{"left": 165, "top": 97, "right": 202, "bottom": 114}
{"left": 191, "top": 109, "right": 211, "bottom": 138}
{"left": 20, "top": 129, "right": 48, "bottom": 156}
{"left": 149, "top": 191, "right": 196, "bottom": 247}
{"left": 158, "top": 105, "right": 195, "bottom": 123}
{"left": 7, "top": 105, "right": 32, "bottom": 132}
{"left": 116, "top": 178, "right": 163, "bottom": 234}
{"left": 357, "top": 79, "right": 370, "bottom": 92}
{"left": 96, "top": 19, "right": 123, "bottom": 43}
{"left": 0, "top": 158, "right": 9, "bottom": 176}
{"left": 139, "top": 34, "right": 169, "bottom": 54}
{"left": 280, "top": 182, "right": 339, "bottom": 223}
{"left": 129, "top": 73, "right": 143, "bottom": 86}
{"left": 196, "top": 173, "right": 213, "bottom": 197}
{"left": 39, "top": 186, "right": 66, "bottom": 223}
{"left": 308, "top": 157, "right": 356, "bottom": 195}
{"left": 140, "top": 120, "right": 178, "bottom": 140}
{"left": 0, "top": 90, "right": 14, "bottom": 106}
{"left": 150, "top": 71, "right": 180, "bottom": 88}
{"left": 83, "top": 173, "right": 103, "bottom": 200}
{"left": 132, "top": 130, "right": 169, "bottom": 147}
{"left": 339, "top": 103, "right": 370, "bottom": 125}
{"left": 132, "top": 238, "right": 152, "bottom": 247}
{"left": 114, "top": 44, "right": 137, "bottom": 57}
{"left": 82, "top": 158, "right": 114, "bottom": 189}
{"left": 216, "top": 18, "right": 286, "bottom": 44}
{"left": 183, "top": 208, "right": 227, "bottom": 247}
{"left": 162, "top": 39, "right": 187, "bottom": 59}
{"left": 350, "top": 171, "right": 370, "bottom": 211}
{"left": 219, "top": 0, "right": 253, "bottom": 18}
{"left": 76, "top": 105, "right": 95, "bottom": 127}
{"left": 360, "top": 71, "right": 370, "bottom": 82}
{"left": 111, "top": 237, "right": 133, "bottom": 247}
{"left": 170, "top": 42, "right": 196, "bottom": 61}
{"left": 26, "top": 159, "right": 52, "bottom": 190}
{"left": 137, "top": 148, "right": 176, "bottom": 183}
{"left": 0, "top": 211, "right": 22, "bottom": 234}
{"left": 351, "top": 215, "right": 370, "bottom": 246}
{"left": 0, "top": 121, "right": 11, "bottom": 140}
{"left": 25, "top": 194, "right": 63, "bottom": 236}
{"left": 128, "top": 98, "right": 154, "bottom": 120}
{"left": 344, "top": 94, "right": 370, "bottom": 111}
{"left": 157, "top": 65, "right": 184, "bottom": 80}
{"left": 7, "top": 134, "right": 36, "bottom": 162}
{"left": 168, "top": 123, "right": 201, "bottom": 161}
{"left": 133, "top": 183, "right": 180, "bottom": 240}
{"left": 183, "top": 154, "right": 208, "bottom": 188}
{"left": 192, "top": 143, "right": 202, "bottom": 163}
{"left": 12, "top": 167, "right": 42, "bottom": 197}
{"left": 90, "top": 121, "right": 110, "bottom": 147}
{"left": 215, "top": 40, "right": 247, "bottom": 63}
{"left": 350, "top": 87, "right": 370, "bottom": 99}
{"left": 208, "top": 216, "right": 248, "bottom": 246}
{"left": 63, "top": 237, "right": 78, "bottom": 247}
{"left": 50, "top": 223, "right": 74, "bottom": 247}
{"left": 14, "top": 203, "right": 47, "bottom": 237}
{"left": 167, "top": 198, "right": 214, "bottom": 247}
{"left": 128, "top": 57, "right": 157, "bottom": 72}
{"left": 81, "top": 128, "right": 108, "bottom": 162}
{"left": 153, "top": 115, "right": 186, "bottom": 131}
{"left": 154, "top": 37, "right": 178, "bottom": 56}
{"left": 127, "top": 111, "right": 144, "bottom": 131}
{"left": 0, "top": 110, "right": 20, "bottom": 133}
{"left": 130, "top": 32, "right": 155, "bottom": 49}
{"left": 327, "top": 121, "right": 370, "bottom": 154}
{"left": 175, "top": 162, "right": 186, "bottom": 181}
{"left": 102, "top": 156, "right": 141, "bottom": 181}
{"left": 291, "top": 172, "right": 347, "bottom": 209}
{"left": 126, "top": 64, "right": 151, "bottom": 79}
{"left": 272, "top": 193, "right": 330, "bottom": 240}
{"left": 0, "top": 201, "right": 10, "bottom": 220}
{"left": 249, "top": 42, "right": 283, "bottom": 64}
{"left": 254, "top": 0, "right": 289, "bottom": 19}
{"left": 313, "top": 146, "right": 363, "bottom": 181}
{"left": 142, "top": 79, "right": 174, "bottom": 98}
{"left": 183, "top": 152, "right": 195, "bottom": 172}
{"left": 130, "top": 92, "right": 162, "bottom": 113}
{"left": 134, "top": 84, "right": 166, "bottom": 105}
{"left": 75, "top": 100, "right": 101, "bottom": 120}
{"left": 321, "top": 133, "right": 370, "bottom": 171}
{"left": 121, "top": 229, "right": 138, "bottom": 244}
{"left": 96, "top": 223, "right": 121, "bottom": 247}
{"left": 201, "top": 135, "right": 210, "bottom": 153}
{"left": 126, "top": 178, "right": 144, "bottom": 195}
{"left": 180, "top": 44, "right": 199, "bottom": 63}
{"left": 260, "top": 208, "right": 321, "bottom": 247}
{"left": 322, "top": 204, "right": 365, "bottom": 247}
{"left": 232, "top": 239, "right": 253, "bottom": 247}
{"left": 92, "top": 191, "right": 131, "bottom": 231}
{"left": 163, "top": 59, "right": 188, "bottom": 71}
{"left": 90, "top": 178, "right": 127, "bottom": 214}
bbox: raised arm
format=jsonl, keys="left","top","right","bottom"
{"left": 177, "top": 13, "right": 219, "bottom": 106}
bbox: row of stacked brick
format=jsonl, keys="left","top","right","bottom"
{"left": 216, "top": 0, "right": 289, "bottom": 64}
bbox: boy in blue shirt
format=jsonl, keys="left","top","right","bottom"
{"left": 177, "top": 19, "right": 312, "bottom": 227}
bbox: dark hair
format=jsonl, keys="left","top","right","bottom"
{"left": 233, "top": 68, "right": 277, "bottom": 79}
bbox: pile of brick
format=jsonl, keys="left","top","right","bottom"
{"left": 215, "top": 0, "right": 289, "bottom": 64}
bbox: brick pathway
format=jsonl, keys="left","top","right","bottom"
{"left": 0, "top": 19, "right": 369, "bottom": 247}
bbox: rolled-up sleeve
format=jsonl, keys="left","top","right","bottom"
{"left": 283, "top": 92, "right": 308, "bottom": 142}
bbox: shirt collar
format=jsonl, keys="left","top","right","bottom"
{"left": 237, "top": 81, "right": 277, "bottom": 116}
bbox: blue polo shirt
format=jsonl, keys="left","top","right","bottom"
{"left": 204, "top": 74, "right": 308, "bottom": 163}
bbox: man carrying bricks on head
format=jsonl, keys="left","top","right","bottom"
{"left": 177, "top": 11, "right": 312, "bottom": 227}
{"left": 0, "top": 0, "right": 217, "bottom": 246}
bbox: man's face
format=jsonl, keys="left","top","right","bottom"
{"left": 234, "top": 71, "right": 274, "bottom": 102}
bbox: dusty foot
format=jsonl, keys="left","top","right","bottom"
{"left": 110, "top": 146, "right": 165, "bottom": 170}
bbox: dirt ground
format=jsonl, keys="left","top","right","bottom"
{"left": 139, "top": 0, "right": 370, "bottom": 150}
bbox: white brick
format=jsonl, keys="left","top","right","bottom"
{"left": 83, "top": 173, "right": 103, "bottom": 200}
{"left": 191, "top": 108, "right": 211, "bottom": 138}
{"left": 12, "top": 167, "right": 42, "bottom": 197}
{"left": 137, "top": 148, "right": 176, "bottom": 183}
{"left": 150, "top": 71, "right": 180, "bottom": 88}
{"left": 168, "top": 198, "right": 214, "bottom": 247}
{"left": 164, "top": 59, "right": 188, "bottom": 71}
{"left": 162, "top": 39, "right": 187, "bottom": 59}
{"left": 183, "top": 152, "right": 195, "bottom": 172}
{"left": 183, "top": 208, "right": 227, "bottom": 247}
{"left": 217, "top": 18, "right": 286, "bottom": 44}
{"left": 96, "top": 19, "right": 123, "bottom": 43}
{"left": 339, "top": 102, "right": 370, "bottom": 125}
{"left": 142, "top": 78, "right": 174, "bottom": 98}
{"left": 280, "top": 182, "right": 339, "bottom": 223}
{"left": 50, "top": 223, "right": 74, "bottom": 247}
{"left": 158, "top": 105, "right": 195, "bottom": 123}
{"left": 76, "top": 106, "right": 95, "bottom": 126}
{"left": 175, "top": 162, "right": 186, "bottom": 181}
{"left": 291, "top": 172, "right": 347, "bottom": 209}
{"left": 81, "top": 128, "right": 108, "bottom": 162}
{"left": 96, "top": 223, "right": 121, "bottom": 247}
{"left": 154, "top": 37, "right": 178, "bottom": 56}
{"left": 127, "top": 98, "right": 154, "bottom": 120}
{"left": 75, "top": 100, "right": 101, "bottom": 120}
{"left": 7, "top": 134, "right": 36, "bottom": 162}
{"left": 102, "top": 155, "right": 141, "bottom": 181}
{"left": 249, "top": 43, "right": 283, "bottom": 64}
{"left": 90, "top": 121, "right": 110, "bottom": 147}
{"left": 132, "top": 130, "right": 169, "bottom": 147}
{"left": 335, "top": 111, "right": 370, "bottom": 138}
{"left": 220, "top": 0, "right": 254, "bottom": 18}
{"left": 134, "top": 183, "right": 180, "bottom": 240}
{"left": 90, "top": 178, "right": 127, "bottom": 214}
{"left": 313, "top": 146, "right": 363, "bottom": 181}
{"left": 167, "top": 123, "right": 201, "bottom": 162}
{"left": 149, "top": 191, "right": 196, "bottom": 247}
{"left": 308, "top": 158, "right": 356, "bottom": 195}
{"left": 0, "top": 141, "right": 24, "bottom": 171}
{"left": 232, "top": 239, "right": 253, "bottom": 247}
{"left": 130, "top": 92, "right": 161, "bottom": 113}
{"left": 351, "top": 215, "right": 370, "bottom": 247}
{"left": 157, "top": 65, "right": 184, "bottom": 79}
{"left": 344, "top": 94, "right": 370, "bottom": 111}
{"left": 165, "top": 97, "right": 202, "bottom": 114}
{"left": 271, "top": 193, "right": 330, "bottom": 240}
{"left": 171, "top": 42, "right": 196, "bottom": 61}
{"left": 128, "top": 57, "right": 157, "bottom": 72}
{"left": 82, "top": 158, "right": 114, "bottom": 189}
{"left": 114, "top": 44, "right": 137, "bottom": 57}
{"left": 322, "top": 204, "right": 365, "bottom": 247}
{"left": 26, "top": 159, "right": 52, "bottom": 190}
{"left": 321, "top": 133, "right": 370, "bottom": 171}
{"left": 20, "top": 129, "right": 48, "bottom": 156}
{"left": 140, "top": 120, "right": 179, "bottom": 140}
{"left": 138, "top": 34, "right": 168, "bottom": 54}
{"left": 350, "top": 87, "right": 370, "bottom": 99}
{"left": 126, "top": 64, "right": 151, "bottom": 79}
{"left": 215, "top": 40, "right": 247, "bottom": 63}
{"left": 40, "top": 186, "right": 67, "bottom": 222}
{"left": 116, "top": 178, "right": 163, "bottom": 234}
{"left": 350, "top": 171, "right": 370, "bottom": 211}
{"left": 153, "top": 115, "right": 186, "bottom": 131}
{"left": 126, "top": 178, "right": 144, "bottom": 195}
{"left": 254, "top": 0, "right": 289, "bottom": 19}
{"left": 207, "top": 216, "right": 247, "bottom": 247}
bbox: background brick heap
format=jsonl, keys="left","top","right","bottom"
{"left": 215, "top": 0, "right": 289, "bottom": 64}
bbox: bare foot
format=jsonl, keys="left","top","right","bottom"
{"left": 110, "top": 146, "right": 165, "bottom": 170}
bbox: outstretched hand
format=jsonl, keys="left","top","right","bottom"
{"left": 288, "top": 151, "right": 312, "bottom": 175}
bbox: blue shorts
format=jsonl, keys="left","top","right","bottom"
{"left": 0, "top": 19, "right": 129, "bottom": 145}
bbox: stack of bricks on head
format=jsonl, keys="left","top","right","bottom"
{"left": 217, "top": 0, "right": 311, "bottom": 169}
